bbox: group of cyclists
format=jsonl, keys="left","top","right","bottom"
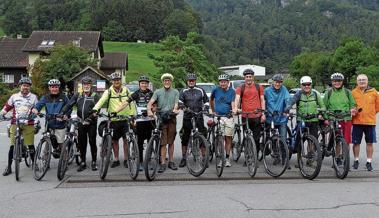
{"left": 1, "top": 67, "right": 378, "bottom": 180}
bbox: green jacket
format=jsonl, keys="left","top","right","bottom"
{"left": 292, "top": 90, "right": 325, "bottom": 122}
{"left": 323, "top": 87, "right": 356, "bottom": 121}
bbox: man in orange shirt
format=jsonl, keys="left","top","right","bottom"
{"left": 351, "top": 74, "right": 379, "bottom": 171}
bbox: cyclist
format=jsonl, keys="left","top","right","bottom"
{"left": 61, "top": 77, "right": 100, "bottom": 172}
{"left": 115, "top": 75, "right": 155, "bottom": 172}
{"left": 92, "top": 72, "right": 135, "bottom": 169}
{"left": 351, "top": 74, "right": 379, "bottom": 171}
{"left": 147, "top": 73, "right": 179, "bottom": 173}
{"left": 32, "top": 79, "right": 71, "bottom": 158}
{"left": 1, "top": 77, "right": 38, "bottom": 176}
{"left": 210, "top": 74, "right": 237, "bottom": 167}
{"left": 235, "top": 69, "right": 265, "bottom": 159}
{"left": 178, "top": 73, "right": 209, "bottom": 168}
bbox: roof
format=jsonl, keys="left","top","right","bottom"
{"left": 22, "top": 31, "right": 103, "bottom": 56}
{"left": 69, "top": 66, "right": 110, "bottom": 82}
{"left": 0, "top": 37, "right": 28, "bottom": 68}
{"left": 100, "top": 52, "right": 128, "bottom": 70}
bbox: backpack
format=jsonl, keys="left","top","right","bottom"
{"left": 105, "top": 87, "right": 130, "bottom": 112}
{"left": 239, "top": 83, "right": 261, "bottom": 107}
{"left": 294, "top": 90, "right": 321, "bottom": 108}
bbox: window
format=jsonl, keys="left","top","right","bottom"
{"left": 41, "top": 40, "right": 48, "bottom": 46}
{"left": 47, "top": 40, "right": 55, "bottom": 46}
{"left": 2, "top": 74, "right": 14, "bottom": 84}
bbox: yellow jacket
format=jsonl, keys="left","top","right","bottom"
{"left": 352, "top": 87, "right": 379, "bottom": 125}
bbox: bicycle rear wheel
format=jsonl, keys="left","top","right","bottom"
{"left": 99, "top": 134, "right": 112, "bottom": 180}
{"left": 257, "top": 130, "right": 266, "bottom": 161}
{"left": 14, "top": 137, "right": 22, "bottom": 181}
{"left": 297, "top": 134, "right": 322, "bottom": 180}
{"left": 127, "top": 134, "right": 140, "bottom": 180}
{"left": 25, "top": 148, "right": 33, "bottom": 168}
{"left": 186, "top": 133, "right": 209, "bottom": 177}
{"left": 333, "top": 136, "right": 350, "bottom": 179}
{"left": 144, "top": 137, "right": 159, "bottom": 181}
{"left": 33, "top": 138, "right": 52, "bottom": 181}
{"left": 244, "top": 135, "right": 258, "bottom": 177}
{"left": 57, "top": 139, "right": 71, "bottom": 181}
{"left": 207, "top": 130, "right": 215, "bottom": 162}
{"left": 215, "top": 134, "right": 225, "bottom": 177}
{"left": 263, "top": 136, "right": 288, "bottom": 178}
{"left": 232, "top": 129, "right": 242, "bottom": 162}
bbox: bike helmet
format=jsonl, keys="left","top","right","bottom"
{"left": 81, "top": 77, "right": 92, "bottom": 84}
{"left": 300, "top": 76, "right": 312, "bottom": 84}
{"left": 272, "top": 74, "right": 284, "bottom": 82}
{"left": 330, "top": 72, "right": 344, "bottom": 81}
{"left": 18, "top": 77, "right": 32, "bottom": 86}
{"left": 218, "top": 74, "right": 230, "bottom": 81}
{"left": 186, "top": 73, "right": 197, "bottom": 80}
{"left": 243, "top": 68, "right": 254, "bottom": 76}
{"left": 110, "top": 72, "right": 122, "bottom": 80}
{"left": 161, "top": 73, "right": 174, "bottom": 81}
{"left": 48, "top": 79, "right": 61, "bottom": 86}
{"left": 138, "top": 75, "right": 150, "bottom": 83}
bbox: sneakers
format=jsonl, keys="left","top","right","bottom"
{"left": 91, "top": 161, "right": 98, "bottom": 171}
{"left": 123, "top": 160, "right": 128, "bottom": 168}
{"left": 366, "top": 162, "right": 373, "bottom": 171}
{"left": 168, "top": 161, "right": 178, "bottom": 170}
{"left": 179, "top": 158, "right": 186, "bottom": 168}
{"left": 352, "top": 160, "right": 359, "bottom": 170}
{"left": 225, "top": 158, "right": 232, "bottom": 167}
{"left": 77, "top": 162, "right": 87, "bottom": 172}
{"left": 158, "top": 163, "right": 166, "bottom": 173}
{"left": 2, "top": 166, "right": 12, "bottom": 176}
{"left": 111, "top": 160, "right": 120, "bottom": 168}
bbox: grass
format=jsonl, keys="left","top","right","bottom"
{"left": 103, "top": 41, "right": 163, "bottom": 84}
{"left": 0, "top": 16, "right": 4, "bottom": 37}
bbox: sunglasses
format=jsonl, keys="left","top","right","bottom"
{"left": 302, "top": 83, "right": 312, "bottom": 87}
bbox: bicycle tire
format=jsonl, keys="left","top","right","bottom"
{"left": 127, "top": 134, "right": 140, "bottom": 180}
{"left": 14, "top": 137, "right": 21, "bottom": 181}
{"left": 297, "top": 134, "right": 322, "bottom": 180}
{"left": 186, "top": 133, "right": 209, "bottom": 177}
{"left": 333, "top": 136, "right": 350, "bottom": 179}
{"left": 207, "top": 130, "right": 215, "bottom": 162}
{"left": 99, "top": 134, "right": 112, "bottom": 180}
{"left": 232, "top": 129, "right": 242, "bottom": 162}
{"left": 215, "top": 134, "right": 225, "bottom": 178}
{"left": 263, "top": 136, "right": 289, "bottom": 178}
{"left": 244, "top": 135, "right": 258, "bottom": 177}
{"left": 257, "top": 129, "right": 266, "bottom": 161}
{"left": 286, "top": 126, "right": 293, "bottom": 160}
{"left": 57, "top": 139, "right": 70, "bottom": 181}
{"left": 144, "top": 137, "right": 159, "bottom": 181}
{"left": 33, "top": 138, "right": 52, "bottom": 181}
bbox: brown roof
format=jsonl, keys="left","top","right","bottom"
{"left": 22, "top": 31, "right": 103, "bottom": 56}
{"left": 101, "top": 52, "right": 128, "bottom": 70}
{"left": 0, "top": 37, "right": 28, "bottom": 68}
{"left": 70, "top": 66, "right": 110, "bottom": 81}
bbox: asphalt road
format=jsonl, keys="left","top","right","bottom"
{"left": 0, "top": 112, "right": 379, "bottom": 218}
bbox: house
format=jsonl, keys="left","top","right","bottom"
{"left": 0, "top": 37, "right": 29, "bottom": 87}
{"left": 219, "top": 64, "right": 266, "bottom": 81}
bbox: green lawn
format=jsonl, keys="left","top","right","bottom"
{"left": 0, "top": 16, "right": 4, "bottom": 37}
{"left": 103, "top": 41, "right": 163, "bottom": 83}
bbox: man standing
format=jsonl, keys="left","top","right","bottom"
{"left": 178, "top": 73, "right": 209, "bottom": 167}
{"left": 210, "top": 74, "right": 237, "bottom": 167}
{"left": 61, "top": 77, "right": 100, "bottom": 171}
{"left": 351, "top": 74, "right": 379, "bottom": 171}
{"left": 147, "top": 73, "right": 179, "bottom": 173}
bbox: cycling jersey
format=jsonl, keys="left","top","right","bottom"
{"left": 291, "top": 90, "right": 325, "bottom": 122}
{"left": 128, "top": 89, "right": 154, "bottom": 122}
{"left": 35, "top": 93, "right": 71, "bottom": 129}
{"left": 2, "top": 92, "right": 38, "bottom": 125}
{"left": 179, "top": 86, "right": 208, "bottom": 119}
{"left": 61, "top": 92, "right": 100, "bottom": 124}
{"left": 323, "top": 87, "right": 356, "bottom": 121}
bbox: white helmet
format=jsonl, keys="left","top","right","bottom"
{"left": 300, "top": 76, "right": 312, "bottom": 84}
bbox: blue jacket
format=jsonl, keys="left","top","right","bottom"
{"left": 35, "top": 93, "right": 70, "bottom": 129}
{"left": 264, "top": 85, "right": 291, "bottom": 125}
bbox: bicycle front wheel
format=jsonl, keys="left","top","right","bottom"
{"left": 244, "top": 135, "right": 258, "bottom": 177}
{"left": 297, "top": 134, "right": 322, "bottom": 180}
{"left": 257, "top": 130, "right": 266, "bottom": 161}
{"left": 127, "top": 134, "right": 140, "bottom": 180}
{"left": 57, "top": 139, "right": 71, "bottom": 181}
{"left": 186, "top": 133, "right": 209, "bottom": 177}
{"left": 232, "top": 129, "right": 242, "bottom": 162}
{"left": 14, "top": 137, "right": 22, "bottom": 181}
{"left": 99, "top": 134, "right": 112, "bottom": 180}
{"left": 333, "top": 136, "right": 350, "bottom": 179}
{"left": 144, "top": 137, "right": 160, "bottom": 181}
{"left": 33, "top": 138, "right": 52, "bottom": 181}
{"left": 207, "top": 130, "right": 215, "bottom": 162}
{"left": 215, "top": 134, "right": 225, "bottom": 178}
{"left": 263, "top": 136, "right": 289, "bottom": 178}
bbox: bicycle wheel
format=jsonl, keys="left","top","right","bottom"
{"left": 257, "top": 129, "right": 266, "bottom": 161}
{"left": 244, "top": 135, "right": 258, "bottom": 177}
{"left": 186, "top": 133, "right": 209, "bottom": 177}
{"left": 99, "top": 134, "right": 112, "bottom": 180}
{"left": 57, "top": 139, "right": 71, "bottom": 181}
{"left": 263, "top": 136, "right": 288, "bottom": 178}
{"left": 286, "top": 126, "right": 293, "bottom": 160}
{"left": 24, "top": 146, "right": 33, "bottom": 168}
{"left": 232, "top": 129, "right": 242, "bottom": 162}
{"left": 127, "top": 134, "right": 140, "bottom": 180}
{"left": 297, "top": 134, "right": 322, "bottom": 180}
{"left": 207, "top": 130, "right": 215, "bottom": 162}
{"left": 215, "top": 134, "right": 225, "bottom": 177}
{"left": 144, "top": 137, "right": 159, "bottom": 181}
{"left": 68, "top": 140, "right": 80, "bottom": 166}
{"left": 33, "top": 138, "right": 52, "bottom": 181}
{"left": 333, "top": 136, "right": 350, "bottom": 179}
{"left": 14, "top": 137, "right": 22, "bottom": 181}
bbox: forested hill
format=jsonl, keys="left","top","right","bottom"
{"left": 187, "top": 0, "right": 379, "bottom": 71}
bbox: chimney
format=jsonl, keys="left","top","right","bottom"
{"left": 17, "top": 34, "right": 22, "bottom": 39}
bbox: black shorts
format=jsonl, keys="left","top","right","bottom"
{"left": 352, "top": 124, "right": 376, "bottom": 144}
{"left": 180, "top": 117, "right": 207, "bottom": 146}
{"left": 110, "top": 120, "right": 129, "bottom": 141}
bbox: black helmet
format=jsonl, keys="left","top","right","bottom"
{"left": 186, "top": 73, "right": 197, "bottom": 80}
{"left": 243, "top": 69, "right": 254, "bottom": 76}
{"left": 272, "top": 74, "right": 284, "bottom": 82}
{"left": 81, "top": 77, "right": 92, "bottom": 84}
{"left": 138, "top": 75, "right": 150, "bottom": 83}
{"left": 18, "top": 77, "right": 32, "bottom": 86}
